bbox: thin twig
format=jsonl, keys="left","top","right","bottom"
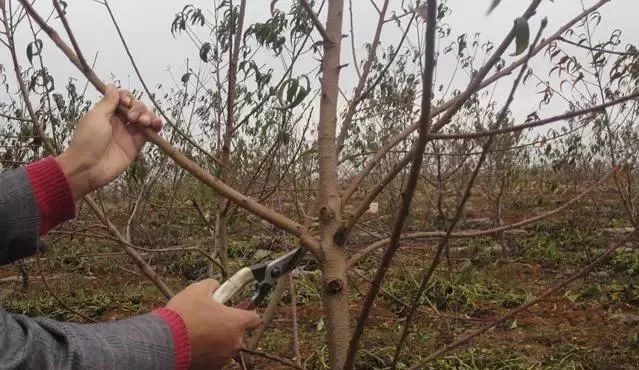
{"left": 429, "top": 90, "right": 639, "bottom": 140}
{"left": 239, "top": 347, "right": 305, "bottom": 370}
{"left": 288, "top": 273, "right": 302, "bottom": 366}
{"left": 247, "top": 276, "right": 288, "bottom": 349}
{"left": 0, "top": 111, "right": 33, "bottom": 122}
{"left": 348, "top": 0, "right": 361, "bottom": 80}
{"left": 558, "top": 35, "right": 639, "bottom": 56}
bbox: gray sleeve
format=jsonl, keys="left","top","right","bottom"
{"left": 0, "top": 167, "right": 42, "bottom": 265}
{"left": 1, "top": 311, "right": 175, "bottom": 370}
{"left": 0, "top": 167, "right": 180, "bottom": 370}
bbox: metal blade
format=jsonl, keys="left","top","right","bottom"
{"left": 272, "top": 246, "right": 305, "bottom": 276}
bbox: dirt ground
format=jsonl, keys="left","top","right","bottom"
{"left": 1, "top": 188, "right": 638, "bottom": 369}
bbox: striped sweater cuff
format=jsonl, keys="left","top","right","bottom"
{"left": 153, "top": 308, "right": 191, "bottom": 370}
{"left": 25, "top": 156, "right": 76, "bottom": 235}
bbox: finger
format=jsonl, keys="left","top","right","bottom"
{"left": 94, "top": 84, "right": 120, "bottom": 116}
{"left": 118, "top": 89, "right": 134, "bottom": 108}
{"left": 241, "top": 310, "right": 262, "bottom": 329}
{"left": 127, "top": 101, "right": 146, "bottom": 122}
{"left": 138, "top": 113, "right": 152, "bottom": 126}
{"left": 152, "top": 117, "right": 163, "bottom": 132}
{"left": 195, "top": 278, "right": 221, "bottom": 293}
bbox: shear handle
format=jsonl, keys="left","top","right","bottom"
{"left": 211, "top": 267, "right": 254, "bottom": 305}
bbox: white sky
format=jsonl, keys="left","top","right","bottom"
{"left": 2, "top": 0, "right": 638, "bottom": 137}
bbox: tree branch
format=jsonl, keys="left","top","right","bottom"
{"left": 346, "top": 167, "right": 616, "bottom": 269}
{"left": 429, "top": 91, "right": 639, "bottom": 140}
{"left": 343, "top": 2, "right": 437, "bottom": 368}
{"left": 392, "top": 21, "right": 547, "bottom": 365}
{"left": 341, "top": 0, "right": 607, "bottom": 205}
{"left": 335, "top": 0, "right": 391, "bottom": 154}
{"left": 558, "top": 35, "right": 638, "bottom": 56}
{"left": 0, "top": 111, "right": 33, "bottom": 122}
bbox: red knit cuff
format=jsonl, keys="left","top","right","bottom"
{"left": 153, "top": 308, "right": 191, "bottom": 370}
{"left": 25, "top": 156, "right": 76, "bottom": 236}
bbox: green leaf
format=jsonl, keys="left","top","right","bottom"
{"left": 487, "top": 0, "right": 501, "bottom": 14}
{"left": 199, "top": 42, "right": 211, "bottom": 63}
{"left": 275, "top": 75, "right": 310, "bottom": 110}
{"left": 26, "top": 39, "right": 43, "bottom": 65}
{"left": 286, "top": 78, "right": 299, "bottom": 103}
{"left": 512, "top": 17, "right": 530, "bottom": 56}
{"left": 29, "top": 70, "right": 55, "bottom": 94}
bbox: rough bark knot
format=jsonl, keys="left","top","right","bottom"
{"left": 325, "top": 279, "right": 344, "bottom": 295}
{"left": 318, "top": 206, "right": 335, "bottom": 222}
{"left": 333, "top": 225, "right": 348, "bottom": 246}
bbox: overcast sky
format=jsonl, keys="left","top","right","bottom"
{"left": 2, "top": 0, "right": 638, "bottom": 137}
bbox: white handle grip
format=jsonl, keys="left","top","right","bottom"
{"left": 212, "top": 267, "right": 254, "bottom": 305}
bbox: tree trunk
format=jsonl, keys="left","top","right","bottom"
{"left": 321, "top": 240, "right": 350, "bottom": 369}
{"left": 316, "top": 0, "right": 348, "bottom": 368}
{"left": 213, "top": 0, "right": 246, "bottom": 279}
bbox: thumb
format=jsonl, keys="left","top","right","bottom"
{"left": 93, "top": 84, "right": 120, "bottom": 116}
{"left": 195, "top": 278, "right": 221, "bottom": 293}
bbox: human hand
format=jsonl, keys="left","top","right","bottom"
{"left": 166, "top": 279, "right": 262, "bottom": 369}
{"left": 55, "top": 84, "right": 162, "bottom": 200}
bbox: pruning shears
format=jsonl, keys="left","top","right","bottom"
{"left": 212, "top": 247, "right": 305, "bottom": 310}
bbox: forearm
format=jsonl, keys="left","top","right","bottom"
{"left": 0, "top": 157, "right": 75, "bottom": 265}
{"left": 0, "top": 158, "right": 192, "bottom": 369}
{"left": 0, "top": 308, "right": 188, "bottom": 370}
